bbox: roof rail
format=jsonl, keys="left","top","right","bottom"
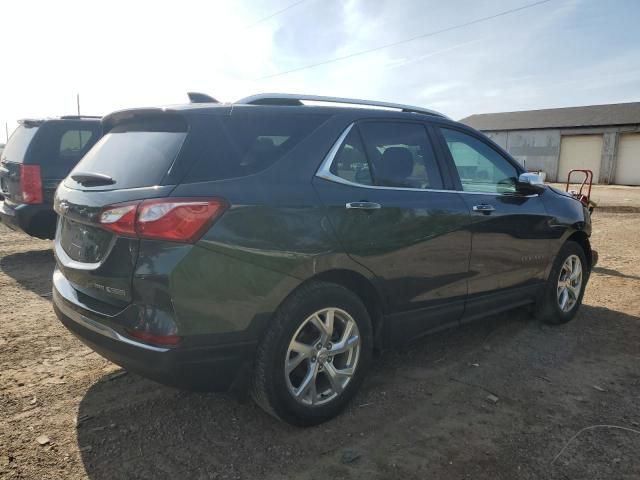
{"left": 235, "top": 93, "right": 447, "bottom": 118}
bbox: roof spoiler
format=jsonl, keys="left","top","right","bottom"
{"left": 101, "top": 108, "right": 187, "bottom": 134}
{"left": 187, "top": 92, "right": 219, "bottom": 104}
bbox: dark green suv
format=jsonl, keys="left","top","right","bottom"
{"left": 52, "top": 94, "right": 596, "bottom": 425}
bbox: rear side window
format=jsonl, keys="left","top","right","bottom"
{"left": 183, "top": 113, "right": 328, "bottom": 182}
{"left": 1, "top": 125, "right": 39, "bottom": 163}
{"left": 67, "top": 130, "right": 186, "bottom": 190}
{"left": 59, "top": 130, "right": 95, "bottom": 158}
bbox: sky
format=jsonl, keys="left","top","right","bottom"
{"left": 2, "top": 0, "right": 640, "bottom": 141}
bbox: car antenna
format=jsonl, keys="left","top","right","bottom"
{"left": 187, "top": 92, "right": 220, "bottom": 104}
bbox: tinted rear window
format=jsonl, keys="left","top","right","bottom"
{"left": 67, "top": 130, "right": 186, "bottom": 190}
{"left": 1, "top": 125, "right": 39, "bottom": 163}
{"left": 183, "top": 112, "right": 328, "bottom": 182}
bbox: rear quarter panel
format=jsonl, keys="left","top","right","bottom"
{"left": 163, "top": 114, "right": 380, "bottom": 341}
{"left": 154, "top": 186, "right": 375, "bottom": 343}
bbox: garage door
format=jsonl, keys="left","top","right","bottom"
{"left": 614, "top": 133, "right": 640, "bottom": 185}
{"left": 557, "top": 135, "right": 602, "bottom": 183}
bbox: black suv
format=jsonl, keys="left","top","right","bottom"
{"left": 0, "top": 116, "right": 102, "bottom": 238}
{"left": 52, "top": 94, "right": 596, "bottom": 425}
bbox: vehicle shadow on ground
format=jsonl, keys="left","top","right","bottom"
{"left": 75, "top": 304, "right": 640, "bottom": 480}
{"left": 0, "top": 248, "right": 54, "bottom": 296}
{"left": 593, "top": 266, "right": 640, "bottom": 281}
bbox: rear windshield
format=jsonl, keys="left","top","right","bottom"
{"left": 182, "top": 112, "right": 328, "bottom": 182}
{"left": 1, "top": 125, "right": 39, "bottom": 163}
{"left": 66, "top": 130, "right": 186, "bottom": 190}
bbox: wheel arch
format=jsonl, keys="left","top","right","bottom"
{"left": 291, "top": 269, "right": 386, "bottom": 350}
{"left": 566, "top": 230, "right": 593, "bottom": 270}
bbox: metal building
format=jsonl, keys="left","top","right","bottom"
{"left": 460, "top": 102, "right": 640, "bottom": 185}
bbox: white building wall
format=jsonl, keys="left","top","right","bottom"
{"left": 481, "top": 125, "right": 640, "bottom": 184}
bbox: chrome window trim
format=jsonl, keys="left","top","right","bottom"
{"left": 315, "top": 123, "right": 539, "bottom": 198}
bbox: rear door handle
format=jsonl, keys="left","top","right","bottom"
{"left": 346, "top": 201, "right": 382, "bottom": 210}
{"left": 472, "top": 204, "right": 495, "bottom": 213}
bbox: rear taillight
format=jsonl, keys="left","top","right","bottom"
{"left": 137, "top": 198, "right": 227, "bottom": 242}
{"left": 99, "top": 197, "right": 228, "bottom": 243}
{"left": 99, "top": 204, "right": 137, "bottom": 236}
{"left": 20, "top": 165, "right": 43, "bottom": 204}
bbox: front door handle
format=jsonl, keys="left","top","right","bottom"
{"left": 346, "top": 201, "right": 382, "bottom": 210}
{"left": 472, "top": 204, "right": 495, "bottom": 213}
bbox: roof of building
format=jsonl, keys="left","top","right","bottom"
{"left": 459, "top": 102, "right": 640, "bottom": 131}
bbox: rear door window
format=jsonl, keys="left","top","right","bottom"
{"left": 331, "top": 121, "right": 443, "bottom": 190}
{"left": 183, "top": 112, "right": 328, "bottom": 182}
{"left": 1, "top": 125, "right": 39, "bottom": 163}
{"left": 359, "top": 122, "right": 443, "bottom": 189}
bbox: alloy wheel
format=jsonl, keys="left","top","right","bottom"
{"left": 285, "top": 308, "right": 361, "bottom": 406}
{"left": 557, "top": 254, "right": 583, "bottom": 312}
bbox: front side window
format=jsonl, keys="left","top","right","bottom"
{"left": 330, "top": 122, "right": 443, "bottom": 189}
{"left": 441, "top": 128, "right": 518, "bottom": 194}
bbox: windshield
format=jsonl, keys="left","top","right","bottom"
{"left": 1, "top": 125, "right": 39, "bottom": 163}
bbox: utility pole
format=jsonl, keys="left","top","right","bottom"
{"left": 77, "top": 93, "right": 81, "bottom": 116}
{"left": 5, "top": 122, "right": 8, "bottom": 143}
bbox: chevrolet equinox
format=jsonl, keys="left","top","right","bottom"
{"left": 52, "top": 94, "right": 596, "bottom": 426}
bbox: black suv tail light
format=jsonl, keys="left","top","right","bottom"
{"left": 20, "top": 165, "right": 43, "bottom": 204}
{"left": 99, "top": 197, "right": 228, "bottom": 243}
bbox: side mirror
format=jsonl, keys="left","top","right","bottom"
{"left": 517, "top": 172, "right": 545, "bottom": 194}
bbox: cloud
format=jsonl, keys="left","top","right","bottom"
{"left": 1, "top": 0, "right": 639, "bottom": 136}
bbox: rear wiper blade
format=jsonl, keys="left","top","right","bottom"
{"left": 71, "top": 172, "right": 115, "bottom": 186}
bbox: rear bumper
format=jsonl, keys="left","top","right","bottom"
{"left": 0, "top": 201, "right": 57, "bottom": 238}
{"left": 52, "top": 274, "right": 255, "bottom": 392}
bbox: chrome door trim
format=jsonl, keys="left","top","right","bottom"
{"left": 315, "top": 123, "right": 539, "bottom": 198}
{"left": 472, "top": 204, "right": 496, "bottom": 212}
{"left": 345, "top": 201, "right": 382, "bottom": 210}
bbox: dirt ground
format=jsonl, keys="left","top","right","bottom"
{"left": 1, "top": 211, "right": 639, "bottom": 480}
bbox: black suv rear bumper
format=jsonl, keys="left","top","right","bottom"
{"left": 52, "top": 273, "right": 254, "bottom": 392}
{"left": 0, "top": 201, "right": 57, "bottom": 239}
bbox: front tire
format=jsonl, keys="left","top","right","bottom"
{"left": 251, "top": 281, "right": 373, "bottom": 426}
{"left": 536, "top": 240, "right": 589, "bottom": 325}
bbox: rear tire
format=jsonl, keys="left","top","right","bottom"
{"left": 251, "top": 281, "right": 373, "bottom": 426}
{"left": 536, "top": 241, "right": 589, "bottom": 325}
